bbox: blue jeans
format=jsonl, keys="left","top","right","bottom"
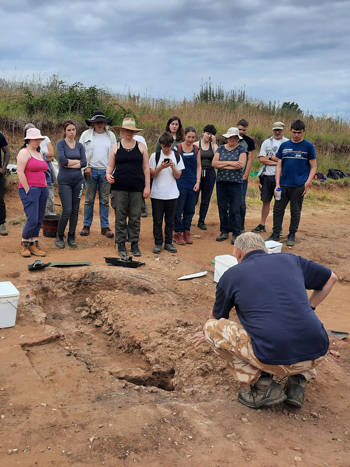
{"left": 83, "top": 169, "right": 111, "bottom": 228}
{"left": 216, "top": 181, "right": 242, "bottom": 236}
{"left": 240, "top": 178, "right": 248, "bottom": 230}
{"left": 57, "top": 181, "right": 84, "bottom": 235}
{"left": 19, "top": 186, "right": 49, "bottom": 239}
{"left": 174, "top": 186, "right": 199, "bottom": 232}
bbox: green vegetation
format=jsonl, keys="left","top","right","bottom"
{"left": 1, "top": 74, "right": 350, "bottom": 175}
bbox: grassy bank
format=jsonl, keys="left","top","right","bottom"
{"left": 1, "top": 75, "right": 350, "bottom": 174}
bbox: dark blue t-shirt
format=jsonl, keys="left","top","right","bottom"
{"left": 276, "top": 139, "right": 316, "bottom": 187}
{"left": 212, "top": 250, "right": 331, "bottom": 365}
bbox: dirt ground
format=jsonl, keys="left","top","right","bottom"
{"left": 0, "top": 179, "right": 349, "bottom": 467}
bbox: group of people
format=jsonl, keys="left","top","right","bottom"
{"left": 0, "top": 115, "right": 338, "bottom": 413}
{"left": 0, "top": 111, "right": 317, "bottom": 258}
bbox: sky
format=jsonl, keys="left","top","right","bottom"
{"left": 1, "top": 0, "right": 349, "bottom": 117}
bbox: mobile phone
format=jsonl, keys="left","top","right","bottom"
{"left": 163, "top": 158, "right": 170, "bottom": 164}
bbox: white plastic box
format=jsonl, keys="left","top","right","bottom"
{"left": 265, "top": 240, "right": 283, "bottom": 254}
{"left": 214, "top": 255, "right": 238, "bottom": 283}
{"left": 0, "top": 281, "right": 20, "bottom": 328}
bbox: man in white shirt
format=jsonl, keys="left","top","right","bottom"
{"left": 251, "top": 122, "right": 289, "bottom": 233}
{"left": 79, "top": 111, "right": 116, "bottom": 238}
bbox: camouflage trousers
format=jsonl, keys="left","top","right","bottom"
{"left": 203, "top": 318, "right": 326, "bottom": 385}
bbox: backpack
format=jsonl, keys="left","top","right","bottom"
{"left": 326, "top": 168, "right": 347, "bottom": 180}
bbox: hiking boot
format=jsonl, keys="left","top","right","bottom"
{"left": 164, "top": 243, "right": 177, "bottom": 253}
{"left": 231, "top": 235, "right": 238, "bottom": 245}
{"left": 286, "top": 233, "right": 296, "bottom": 246}
{"left": 131, "top": 242, "right": 141, "bottom": 257}
{"left": 20, "top": 241, "right": 31, "bottom": 257}
{"left": 183, "top": 231, "right": 193, "bottom": 244}
{"left": 55, "top": 233, "right": 65, "bottom": 249}
{"left": 174, "top": 232, "right": 186, "bottom": 245}
{"left": 67, "top": 233, "right": 77, "bottom": 248}
{"left": 80, "top": 225, "right": 90, "bottom": 236}
{"left": 251, "top": 224, "right": 266, "bottom": 233}
{"left": 197, "top": 218, "right": 207, "bottom": 230}
{"left": 118, "top": 242, "right": 127, "bottom": 259}
{"left": 280, "top": 229, "right": 283, "bottom": 237}
{"left": 216, "top": 232, "right": 229, "bottom": 242}
{"left": 101, "top": 227, "right": 114, "bottom": 238}
{"left": 284, "top": 375, "right": 307, "bottom": 408}
{"left": 29, "top": 240, "right": 46, "bottom": 257}
{"left": 153, "top": 244, "right": 162, "bottom": 254}
{"left": 238, "top": 377, "right": 287, "bottom": 409}
{"left": 266, "top": 233, "right": 280, "bottom": 242}
{"left": 0, "top": 223, "right": 8, "bottom": 236}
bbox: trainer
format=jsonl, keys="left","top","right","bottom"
{"left": 193, "top": 232, "right": 337, "bottom": 409}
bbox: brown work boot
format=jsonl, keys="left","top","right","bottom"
{"left": 29, "top": 240, "right": 46, "bottom": 257}
{"left": 101, "top": 227, "right": 114, "bottom": 238}
{"left": 80, "top": 225, "right": 90, "bottom": 236}
{"left": 21, "top": 241, "right": 31, "bottom": 257}
{"left": 173, "top": 232, "right": 186, "bottom": 245}
{"left": 183, "top": 231, "right": 193, "bottom": 244}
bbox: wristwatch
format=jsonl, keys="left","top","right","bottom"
{"left": 269, "top": 154, "right": 272, "bottom": 160}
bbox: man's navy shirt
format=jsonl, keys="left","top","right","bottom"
{"left": 213, "top": 250, "right": 330, "bottom": 365}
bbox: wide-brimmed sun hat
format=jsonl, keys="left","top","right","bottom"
{"left": 86, "top": 110, "right": 113, "bottom": 126}
{"left": 113, "top": 118, "right": 143, "bottom": 133}
{"left": 222, "top": 127, "right": 242, "bottom": 140}
{"left": 24, "top": 128, "right": 45, "bottom": 141}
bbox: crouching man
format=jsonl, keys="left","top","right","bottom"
{"left": 193, "top": 232, "right": 337, "bottom": 409}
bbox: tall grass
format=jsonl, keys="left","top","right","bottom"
{"left": 1, "top": 74, "right": 350, "bottom": 173}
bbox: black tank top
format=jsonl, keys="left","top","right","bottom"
{"left": 111, "top": 142, "right": 145, "bottom": 192}
{"left": 199, "top": 140, "right": 215, "bottom": 170}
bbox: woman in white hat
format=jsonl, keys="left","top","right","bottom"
{"left": 17, "top": 128, "right": 49, "bottom": 257}
{"left": 106, "top": 118, "right": 150, "bottom": 258}
{"left": 212, "top": 127, "right": 247, "bottom": 245}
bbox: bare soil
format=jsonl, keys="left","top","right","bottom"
{"left": 0, "top": 179, "right": 349, "bottom": 467}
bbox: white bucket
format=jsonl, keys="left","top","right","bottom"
{"left": 214, "top": 255, "right": 238, "bottom": 283}
{"left": 0, "top": 282, "right": 20, "bottom": 328}
{"left": 265, "top": 240, "right": 282, "bottom": 254}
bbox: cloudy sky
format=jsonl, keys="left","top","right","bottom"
{"left": 1, "top": 0, "right": 349, "bottom": 117}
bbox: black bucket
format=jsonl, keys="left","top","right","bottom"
{"left": 42, "top": 215, "right": 60, "bottom": 237}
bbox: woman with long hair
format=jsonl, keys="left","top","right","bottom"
{"left": 17, "top": 128, "right": 49, "bottom": 257}
{"left": 173, "top": 126, "right": 201, "bottom": 245}
{"left": 194, "top": 124, "right": 218, "bottom": 230}
{"left": 106, "top": 118, "right": 150, "bottom": 259}
{"left": 55, "top": 120, "right": 86, "bottom": 249}
{"left": 155, "top": 116, "right": 185, "bottom": 151}
{"left": 212, "top": 127, "right": 246, "bottom": 245}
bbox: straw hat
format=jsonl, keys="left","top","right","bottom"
{"left": 222, "top": 127, "right": 242, "bottom": 140}
{"left": 24, "top": 128, "right": 45, "bottom": 141}
{"left": 113, "top": 118, "right": 143, "bottom": 132}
